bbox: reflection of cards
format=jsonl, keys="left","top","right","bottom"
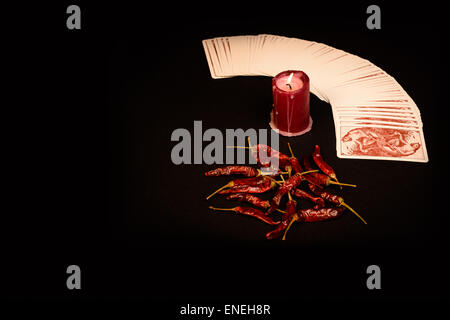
{"left": 202, "top": 34, "right": 428, "bottom": 163}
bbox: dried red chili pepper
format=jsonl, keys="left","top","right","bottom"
{"left": 281, "top": 207, "right": 346, "bottom": 240}
{"left": 312, "top": 145, "right": 340, "bottom": 184}
{"left": 206, "top": 176, "right": 272, "bottom": 200}
{"left": 298, "top": 207, "right": 346, "bottom": 222}
{"left": 287, "top": 143, "right": 333, "bottom": 188}
{"left": 209, "top": 206, "right": 280, "bottom": 226}
{"left": 230, "top": 141, "right": 291, "bottom": 169}
{"left": 286, "top": 143, "right": 336, "bottom": 189}
{"left": 251, "top": 144, "right": 291, "bottom": 169}
{"left": 309, "top": 184, "right": 367, "bottom": 225}
{"left": 218, "top": 180, "right": 277, "bottom": 194}
{"left": 266, "top": 174, "right": 302, "bottom": 214}
{"left": 225, "top": 193, "right": 270, "bottom": 209}
{"left": 266, "top": 170, "right": 317, "bottom": 214}
{"left": 285, "top": 142, "right": 303, "bottom": 175}
{"left": 225, "top": 193, "right": 288, "bottom": 216}
{"left": 308, "top": 184, "right": 338, "bottom": 202}
{"left": 205, "top": 166, "right": 260, "bottom": 177}
{"left": 266, "top": 199, "right": 297, "bottom": 240}
{"left": 292, "top": 188, "right": 325, "bottom": 209}
{"left": 303, "top": 156, "right": 356, "bottom": 188}
{"left": 288, "top": 157, "right": 303, "bottom": 174}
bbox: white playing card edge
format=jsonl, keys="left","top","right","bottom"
{"left": 336, "top": 153, "right": 429, "bottom": 163}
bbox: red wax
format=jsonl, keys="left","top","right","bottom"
{"left": 271, "top": 70, "right": 312, "bottom": 136}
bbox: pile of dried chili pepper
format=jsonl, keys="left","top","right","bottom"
{"left": 204, "top": 142, "right": 366, "bottom": 240}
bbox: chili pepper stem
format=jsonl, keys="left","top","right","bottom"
{"left": 334, "top": 176, "right": 343, "bottom": 190}
{"left": 328, "top": 180, "right": 357, "bottom": 188}
{"left": 282, "top": 215, "right": 299, "bottom": 240}
{"left": 206, "top": 182, "right": 233, "bottom": 200}
{"left": 265, "top": 175, "right": 283, "bottom": 185}
{"left": 287, "top": 142, "right": 295, "bottom": 158}
{"left": 208, "top": 206, "right": 235, "bottom": 212}
{"left": 299, "top": 169, "right": 319, "bottom": 175}
{"left": 340, "top": 202, "right": 367, "bottom": 225}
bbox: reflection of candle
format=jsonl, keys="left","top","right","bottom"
{"left": 270, "top": 70, "right": 312, "bottom": 136}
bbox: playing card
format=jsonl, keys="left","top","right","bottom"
{"left": 202, "top": 39, "right": 220, "bottom": 78}
{"left": 333, "top": 106, "right": 417, "bottom": 115}
{"left": 336, "top": 125, "right": 428, "bottom": 162}
{"left": 227, "top": 36, "right": 251, "bottom": 76}
{"left": 333, "top": 107, "right": 422, "bottom": 123}
{"left": 216, "top": 38, "right": 230, "bottom": 76}
{"left": 252, "top": 34, "right": 273, "bottom": 76}
{"left": 338, "top": 115, "right": 422, "bottom": 126}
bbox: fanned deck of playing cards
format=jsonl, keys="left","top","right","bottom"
{"left": 202, "top": 34, "right": 428, "bottom": 163}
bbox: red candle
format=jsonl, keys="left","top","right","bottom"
{"left": 270, "top": 70, "right": 312, "bottom": 136}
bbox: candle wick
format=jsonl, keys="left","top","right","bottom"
{"left": 286, "top": 72, "right": 294, "bottom": 90}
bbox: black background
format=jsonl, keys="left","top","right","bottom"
{"left": 3, "top": 0, "right": 449, "bottom": 314}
